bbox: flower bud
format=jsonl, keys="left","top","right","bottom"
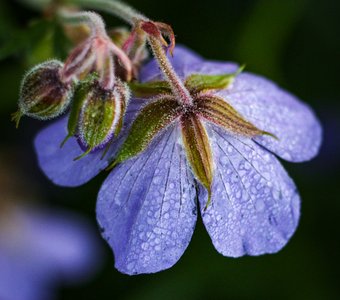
{"left": 64, "top": 76, "right": 130, "bottom": 160}
{"left": 12, "top": 60, "right": 73, "bottom": 127}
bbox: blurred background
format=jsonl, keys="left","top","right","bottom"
{"left": 0, "top": 0, "right": 339, "bottom": 299}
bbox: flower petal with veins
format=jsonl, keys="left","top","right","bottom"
{"left": 34, "top": 45, "right": 321, "bottom": 275}
{"left": 217, "top": 73, "right": 322, "bottom": 162}
{"left": 199, "top": 125, "right": 300, "bottom": 256}
{"left": 97, "top": 126, "right": 197, "bottom": 274}
{"left": 34, "top": 100, "right": 143, "bottom": 187}
{"left": 140, "top": 46, "right": 322, "bottom": 162}
{"left": 112, "top": 96, "right": 181, "bottom": 166}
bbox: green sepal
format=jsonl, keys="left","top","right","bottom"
{"left": 180, "top": 113, "right": 213, "bottom": 209}
{"left": 113, "top": 80, "right": 130, "bottom": 137}
{"left": 73, "top": 148, "right": 92, "bottom": 161}
{"left": 61, "top": 75, "right": 97, "bottom": 148}
{"left": 129, "top": 81, "right": 172, "bottom": 98}
{"left": 114, "top": 98, "right": 125, "bottom": 137}
{"left": 80, "top": 91, "right": 117, "bottom": 149}
{"left": 11, "top": 110, "right": 23, "bottom": 129}
{"left": 185, "top": 65, "right": 245, "bottom": 93}
{"left": 15, "top": 60, "right": 72, "bottom": 124}
{"left": 196, "top": 95, "right": 276, "bottom": 138}
{"left": 108, "top": 97, "right": 180, "bottom": 169}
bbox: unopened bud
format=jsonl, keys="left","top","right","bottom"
{"left": 62, "top": 76, "right": 130, "bottom": 160}
{"left": 12, "top": 60, "right": 73, "bottom": 127}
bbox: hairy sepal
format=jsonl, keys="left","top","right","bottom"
{"left": 140, "top": 21, "right": 169, "bottom": 49}
{"left": 109, "top": 97, "right": 181, "bottom": 168}
{"left": 181, "top": 113, "right": 213, "bottom": 209}
{"left": 13, "top": 60, "right": 73, "bottom": 127}
{"left": 79, "top": 91, "right": 118, "bottom": 150}
{"left": 154, "top": 22, "right": 176, "bottom": 56}
{"left": 61, "top": 74, "right": 97, "bottom": 147}
{"left": 196, "top": 95, "right": 275, "bottom": 138}
{"left": 61, "top": 74, "right": 124, "bottom": 160}
{"left": 113, "top": 80, "right": 130, "bottom": 136}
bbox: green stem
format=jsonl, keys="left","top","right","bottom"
{"left": 58, "top": 9, "right": 107, "bottom": 37}
{"left": 65, "top": 0, "right": 148, "bottom": 25}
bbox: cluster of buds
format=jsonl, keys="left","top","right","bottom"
{"left": 62, "top": 74, "right": 129, "bottom": 160}
{"left": 12, "top": 11, "right": 134, "bottom": 158}
{"left": 12, "top": 7, "right": 175, "bottom": 159}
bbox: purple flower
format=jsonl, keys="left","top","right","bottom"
{"left": 35, "top": 46, "right": 322, "bottom": 275}
{"left": 0, "top": 206, "right": 102, "bottom": 300}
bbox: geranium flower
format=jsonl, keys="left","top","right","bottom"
{"left": 35, "top": 46, "right": 321, "bottom": 275}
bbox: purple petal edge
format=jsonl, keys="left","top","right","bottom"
{"left": 140, "top": 45, "right": 322, "bottom": 162}
{"left": 34, "top": 117, "right": 112, "bottom": 187}
{"left": 217, "top": 72, "right": 322, "bottom": 162}
{"left": 34, "top": 100, "right": 144, "bottom": 187}
{"left": 199, "top": 125, "right": 300, "bottom": 257}
{"left": 97, "top": 126, "right": 197, "bottom": 274}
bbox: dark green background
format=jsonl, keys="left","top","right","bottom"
{"left": 0, "top": 0, "right": 339, "bottom": 299}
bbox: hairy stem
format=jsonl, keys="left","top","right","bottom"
{"left": 58, "top": 9, "right": 107, "bottom": 37}
{"left": 66, "top": 0, "right": 148, "bottom": 25}
{"left": 148, "top": 37, "right": 193, "bottom": 105}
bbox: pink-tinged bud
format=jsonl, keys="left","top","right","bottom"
{"left": 12, "top": 60, "right": 73, "bottom": 127}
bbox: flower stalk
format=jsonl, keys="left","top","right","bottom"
{"left": 66, "top": 0, "right": 149, "bottom": 25}
{"left": 58, "top": 9, "right": 107, "bottom": 36}
{"left": 147, "top": 36, "right": 193, "bottom": 105}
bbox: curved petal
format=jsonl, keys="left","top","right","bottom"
{"left": 199, "top": 125, "right": 300, "bottom": 257}
{"left": 140, "top": 46, "right": 321, "bottom": 162}
{"left": 34, "top": 117, "right": 114, "bottom": 187}
{"left": 216, "top": 72, "right": 322, "bottom": 162}
{"left": 97, "top": 125, "right": 197, "bottom": 275}
{"left": 182, "top": 60, "right": 321, "bottom": 162}
{"left": 34, "top": 100, "right": 143, "bottom": 187}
